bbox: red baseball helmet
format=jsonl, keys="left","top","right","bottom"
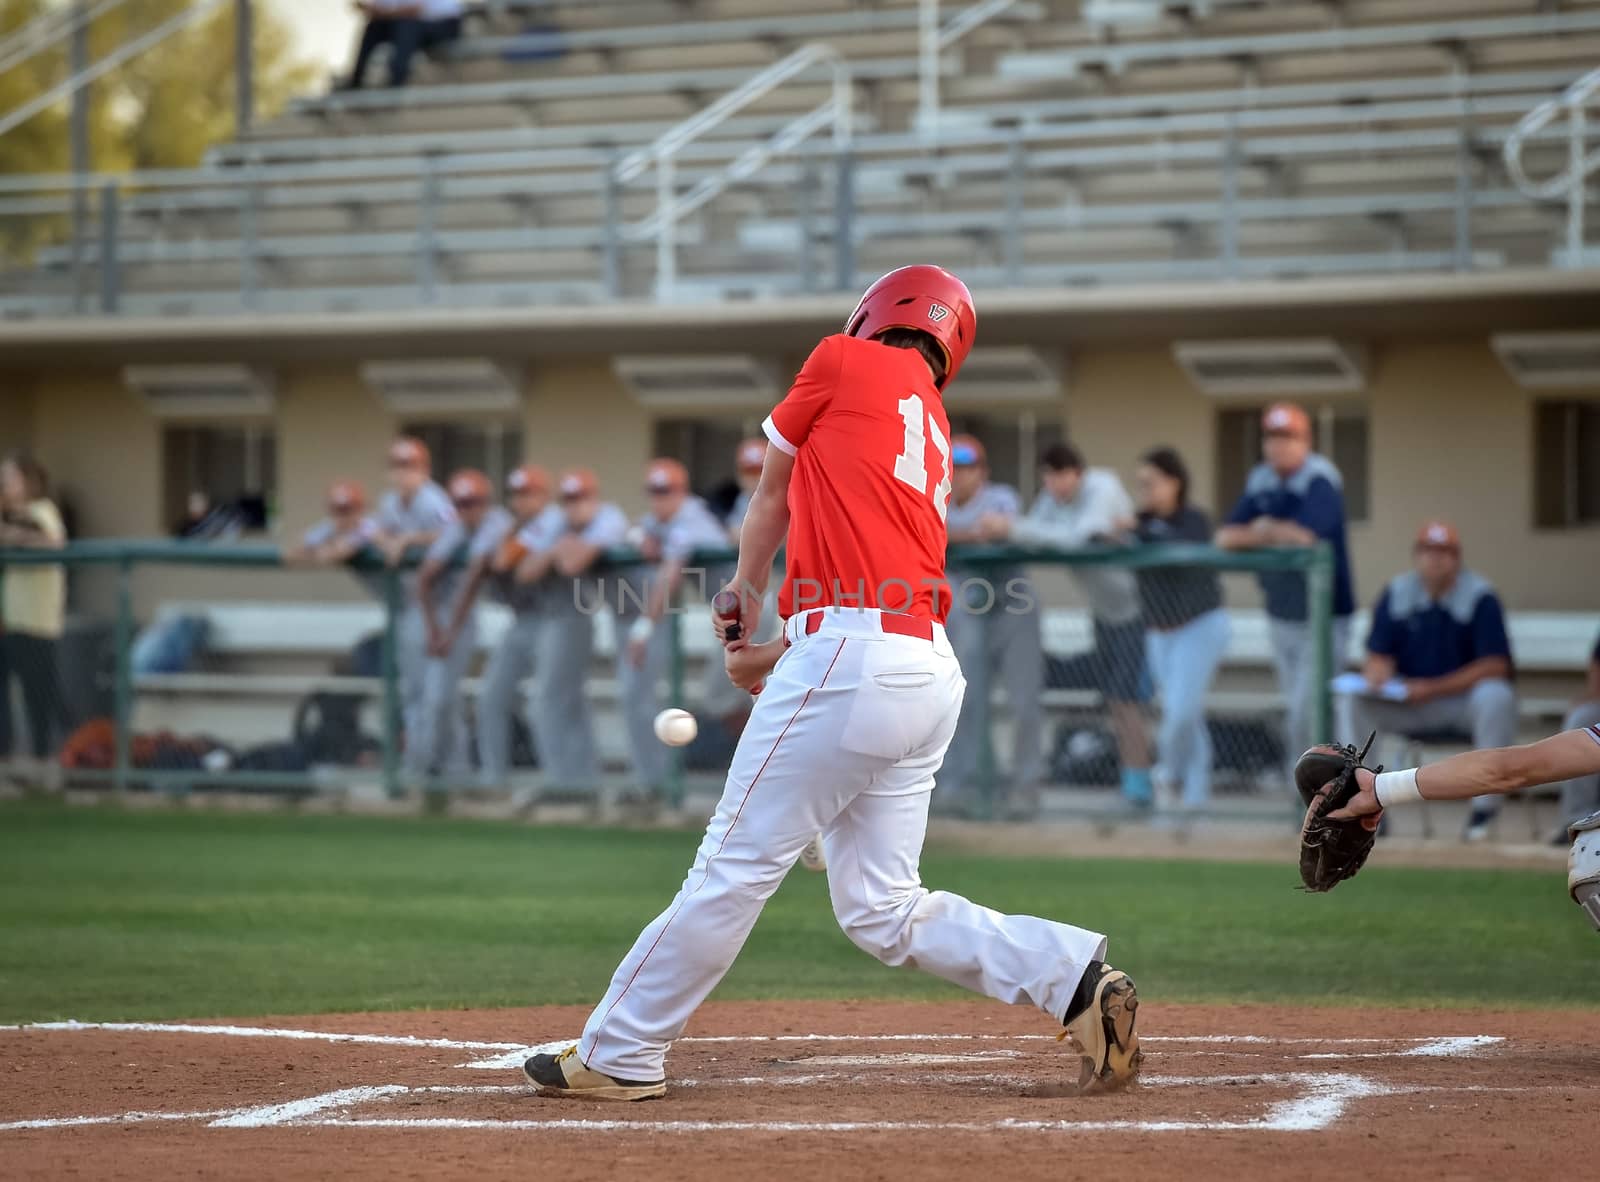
{"left": 843, "top": 264, "right": 977, "bottom": 387}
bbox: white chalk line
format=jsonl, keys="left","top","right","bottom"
{"left": 261, "top": 1072, "right": 1392, "bottom": 1134}
{"left": 0, "top": 1108, "right": 239, "bottom": 1132}
{"left": 0, "top": 1023, "right": 1512, "bottom": 1134}
{"left": 209, "top": 1086, "right": 409, "bottom": 1129}
{"left": 10, "top": 1020, "right": 524, "bottom": 1054}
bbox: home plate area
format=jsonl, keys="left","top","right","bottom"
{"left": 2, "top": 1002, "right": 1595, "bottom": 1181}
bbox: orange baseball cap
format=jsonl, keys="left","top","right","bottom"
{"left": 505, "top": 464, "right": 550, "bottom": 496}
{"left": 736, "top": 438, "right": 768, "bottom": 472}
{"left": 558, "top": 468, "right": 599, "bottom": 499}
{"left": 1261, "top": 403, "right": 1312, "bottom": 439}
{"left": 327, "top": 479, "right": 365, "bottom": 512}
{"left": 950, "top": 434, "right": 986, "bottom": 467}
{"left": 447, "top": 469, "right": 492, "bottom": 505}
{"left": 1414, "top": 519, "right": 1461, "bottom": 552}
{"left": 388, "top": 436, "right": 430, "bottom": 469}
{"left": 645, "top": 458, "right": 689, "bottom": 494}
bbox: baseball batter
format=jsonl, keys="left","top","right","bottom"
{"left": 524, "top": 266, "right": 1141, "bottom": 1101}
{"left": 1309, "top": 725, "right": 1600, "bottom": 929}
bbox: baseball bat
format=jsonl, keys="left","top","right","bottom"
{"left": 713, "top": 588, "right": 764, "bottom": 696}
{"left": 712, "top": 588, "right": 743, "bottom": 644}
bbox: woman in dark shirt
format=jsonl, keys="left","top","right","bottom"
{"left": 1127, "top": 447, "right": 1231, "bottom": 812}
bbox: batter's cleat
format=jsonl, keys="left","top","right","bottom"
{"left": 524, "top": 1046, "right": 666, "bottom": 1102}
{"left": 1059, "top": 962, "right": 1142, "bottom": 1093}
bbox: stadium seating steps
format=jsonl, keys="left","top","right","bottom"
{"left": 6, "top": 0, "right": 1600, "bottom": 316}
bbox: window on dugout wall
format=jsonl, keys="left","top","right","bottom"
{"left": 162, "top": 425, "right": 277, "bottom": 536}
{"left": 401, "top": 422, "right": 524, "bottom": 489}
{"left": 1214, "top": 405, "right": 1370, "bottom": 523}
{"left": 945, "top": 413, "right": 1064, "bottom": 503}
{"left": 652, "top": 417, "right": 764, "bottom": 521}
{"left": 652, "top": 414, "right": 1065, "bottom": 514}
{"left": 1534, "top": 401, "right": 1600, "bottom": 528}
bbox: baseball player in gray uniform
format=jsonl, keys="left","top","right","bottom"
{"left": 520, "top": 468, "right": 630, "bottom": 791}
{"left": 414, "top": 469, "right": 513, "bottom": 782}
{"left": 283, "top": 479, "right": 377, "bottom": 569}
{"left": 620, "top": 458, "right": 728, "bottom": 797}
{"left": 373, "top": 437, "right": 457, "bottom": 778}
{"left": 941, "top": 435, "right": 1044, "bottom": 819}
{"left": 445, "top": 465, "right": 557, "bottom": 788}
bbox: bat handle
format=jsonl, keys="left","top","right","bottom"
{"left": 712, "top": 589, "right": 743, "bottom": 645}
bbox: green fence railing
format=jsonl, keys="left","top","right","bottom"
{"left": 0, "top": 538, "right": 1334, "bottom": 811}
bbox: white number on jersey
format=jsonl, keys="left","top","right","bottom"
{"left": 893, "top": 394, "right": 954, "bottom": 521}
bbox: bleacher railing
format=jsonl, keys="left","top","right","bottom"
{"left": 1505, "top": 64, "right": 1600, "bottom": 267}
{"left": 0, "top": 538, "right": 1332, "bottom": 823}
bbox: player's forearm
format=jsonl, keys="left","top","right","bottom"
{"left": 1419, "top": 656, "right": 1510, "bottom": 699}
{"left": 1263, "top": 520, "right": 1317, "bottom": 546}
{"left": 416, "top": 563, "right": 441, "bottom": 621}
{"left": 518, "top": 549, "right": 556, "bottom": 582}
{"left": 1371, "top": 730, "right": 1600, "bottom": 805}
{"left": 1009, "top": 515, "right": 1092, "bottom": 550}
{"left": 733, "top": 489, "right": 788, "bottom": 593}
{"left": 645, "top": 558, "right": 684, "bottom": 622}
{"left": 1214, "top": 524, "right": 1259, "bottom": 551}
{"left": 554, "top": 540, "right": 604, "bottom": 578}
{"left": 1362, "top": 654, "right": 1396, "bottom": 685}
{"left": 445, "top": 561, "right": 488, "bottom": 637}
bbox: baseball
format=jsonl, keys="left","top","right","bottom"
{"left": 653, "top": 708, "right": 698, "bottom": 747}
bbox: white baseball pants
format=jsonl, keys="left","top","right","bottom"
{"left": 578, "top": 608, "right": 1107, "bottom": 1082}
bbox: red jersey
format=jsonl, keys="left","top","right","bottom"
{"left": 763, "top": 334, "right": 954, "bottom": 623}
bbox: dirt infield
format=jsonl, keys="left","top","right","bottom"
{"left": 3, "top": 1001, "right": 1595, "bottom": 1181}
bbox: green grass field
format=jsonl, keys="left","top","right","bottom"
{"left": 0, "top": 800, "right": 1592, "bottom": 1023}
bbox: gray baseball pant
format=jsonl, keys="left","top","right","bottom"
{"left": 476, "top": 611, "right": 540, "bottom": 787}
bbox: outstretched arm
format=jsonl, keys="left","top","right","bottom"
{"left": 1331, "top": 728, "right": 1600, "bottom": 818}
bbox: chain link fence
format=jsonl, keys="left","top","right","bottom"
{"left": 0, "top": 540, "right": 1333, "bottom": 822}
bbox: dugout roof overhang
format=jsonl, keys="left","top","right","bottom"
{"left": 1, "top": 268, "right": 1597, "bottom": 370}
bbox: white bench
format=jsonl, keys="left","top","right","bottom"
{"left": 126, "top": 600, "right": 1594, "bottom": 770}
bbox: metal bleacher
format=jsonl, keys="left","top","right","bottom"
{"left": 2, "top": 0, "right": 1598, "bottom": 318}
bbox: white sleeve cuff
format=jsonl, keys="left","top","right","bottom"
{"left": 762, "top": 415, "right": 798, "bottom": 457}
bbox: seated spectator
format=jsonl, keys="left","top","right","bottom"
{"left": 0, "top": 454, "right": 68, "bottom": 766}
{"left": 1554, "top": 630, "right": 1600, "bottom": 841}
{"left": 979, "top": 442, "right": 1153, "bottom": 809}
{"left": 1123, "top": 447, "right": 1229, "bottom": 815}
{"left": 340, "top": 0, "right": 464, "bottom": 91}
{"left": 1347, "top": 520, "right": 1516, "bottom": 842}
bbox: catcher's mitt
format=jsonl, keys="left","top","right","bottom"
{"left": 1296, "top": 732, "right": 1382, "bottom": 893}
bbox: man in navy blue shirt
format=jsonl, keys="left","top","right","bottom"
{"left": 1216, "top": 403, "right": 1355, "bottom": 770}
{"left": 1348, "top": 520, "right": 1517, "bottom": 840}
{"left": 1556, "top": 630, "right": 1600, "bottom": 840}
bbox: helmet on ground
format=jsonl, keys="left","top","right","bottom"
{"left": 843, "top": 264, "right": 976, "bottom": 388}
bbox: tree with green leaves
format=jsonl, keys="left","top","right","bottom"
{"left": 0, "top": 0, "right": 318, "bottom": 175}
